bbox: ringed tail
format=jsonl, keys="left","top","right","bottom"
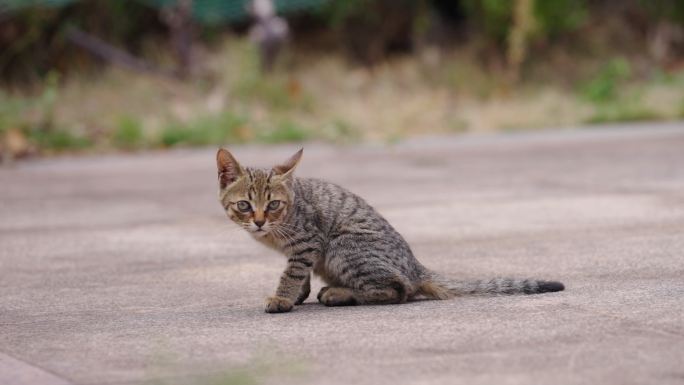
{"left": 419, "top": 273, "right": 564, "bottom": 299}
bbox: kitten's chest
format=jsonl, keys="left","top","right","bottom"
{"left": 253, "top": 233, "right": 281, "bottom": 250}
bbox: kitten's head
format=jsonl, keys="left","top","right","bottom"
{"left": 216, "top": 148, "right": 302, "bottom": 237}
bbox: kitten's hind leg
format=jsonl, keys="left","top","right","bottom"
{"left": 316, "top": 286, "right": 330, "bottom": 303}
{"left": 318, "top": 286, "right": 404, "bottom": 306}
{"left": 318, "top": 287, "right": 357, "bottom": 306}
{"left": 354, "top": 287, "right": 404, "bottom": 305}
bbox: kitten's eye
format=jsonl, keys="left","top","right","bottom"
{"left": 236, "top": 200, "right": 252, "bottom": 212}
{"left": 267, "top": 200, "right": 281, "bottom": 211}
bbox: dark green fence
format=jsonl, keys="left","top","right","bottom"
{"left": 1, "top": 0, "right": 327, "bottom": 24}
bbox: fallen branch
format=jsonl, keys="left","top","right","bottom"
{"left": 66, "top": 27, "right": 178, "bottom": 79}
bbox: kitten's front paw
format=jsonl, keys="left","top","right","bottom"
{"left": 265, "top": 296, "right": 293, "bottom": 313}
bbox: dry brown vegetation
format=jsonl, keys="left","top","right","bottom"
{"left": 2, "top": 1, "right": 684, "bottom": 159}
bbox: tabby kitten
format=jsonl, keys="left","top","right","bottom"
{"left": 216, "top": 148, "right": 564, "bottom": 313}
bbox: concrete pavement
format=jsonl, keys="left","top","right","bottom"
{"left": 1, "top": 122, "right": 683, "bottom": 385}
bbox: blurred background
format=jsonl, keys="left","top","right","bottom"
{"left": 1, "top": 0, "right": 684, "bottom": 161}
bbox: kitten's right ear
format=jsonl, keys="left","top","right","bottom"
{"left": 216, "top": 148, "right": 244, "bottom": 189}
{"left": 273, "top": 148, "right": 303, "bottom": 178}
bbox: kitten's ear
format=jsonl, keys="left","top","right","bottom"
{"left": 216, "top": 148, "right": 244, "bottom": 188}
{"left": 273, "top": 148, "right": 303, "bottom": 177}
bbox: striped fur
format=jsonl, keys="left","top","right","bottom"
{"left": 217, "top": 148, "right": 564, "bottom": 313}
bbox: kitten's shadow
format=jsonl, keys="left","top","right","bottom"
{"left": 297, "top": 296, "right": 432, "bottom": 308}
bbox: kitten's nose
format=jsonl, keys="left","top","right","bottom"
{"left": 254, "top": 219, "right": 265, "bottom": 228}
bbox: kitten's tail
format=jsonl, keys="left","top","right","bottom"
{"left": 418, "top": 272, "right": 564, "bottom": 299}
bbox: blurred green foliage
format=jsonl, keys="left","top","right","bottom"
{"left": 319, "top": 0, "right": 418, "bottom": 26}
{"left": 580, "top": 58, "right": 632, "bottom": 103}
{"left": 585, "top": 102, "right": 660, "bottom": 125}
{"left": 31, "top": 127, "right": 92, "bottom": 150}
{"left": 315, "top": 0, "right": 418, "bottom": 64}
{"left": 587, "top": 110, "right": 660, "bottom": 125}
{"left": 0, "top": 94, "right": 26, "bottom": 134}
{"left": 258, "top": 120, "right": 310, "bottom": 143}
{"left": 2, "top": 0, "right": 681, "bottom": 83}
{"left": 532, "top": 0, "right": 587, "bottom": 38}
{"left": 0, "top": 1, "right": 165, "bottom": 83}
{"left": 158, "top": 112, "right": 247, "bottom": 147}
{"left": 4, "top": 0, "right": 327, "bottom": 26}
{"left": 113, "top": 115, "right": 145, "bottom": 149}
{"left": 579, "top": 58, "right": 666, "bottom": 124}
{"left": 2, "top": 0, "right": 684, "bottom": 156}
{"left": 1, "top": 70, "right": 90, "bottom": 152}
{"left": 231, "top": 44, "right": 312, "bottom": 111}
{"left": 462, "top": 0, "right": 512, "bottom": 43}
{"left": 320, "top": 118, "right": 359, "bottom": 142}
{"left": 642, "top": 0, "right": 684, "bottom": 24}
{"left": 462, "top": 0, "right": 587, "bottom": 43}
{"left": 320, "top": 0, "right": 373, "bottom": 26}
{"left": 158, "top": 116, "right": 313, "bottom": 148}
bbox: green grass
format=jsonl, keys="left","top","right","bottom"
{"left": 440, "top": 59, "right": 500, "bottom": 99}
{"left": 231, "top": 44, "right": 312, "bottom": 112}
{"left": 235, "top": 75, "right": 305, "bottom": 111}
{"left": 584, "top": 103, "right": 660, "bottom": 124}
{"left": 319, "top": 118, "right": 360, "bottom": 142}
{"left": 158, "top": 112, "right": 248, "bottom": 147}
{"left": 0, "top": 95, "right": 27, "bottom": 134}
{"left": 4, "top": 39, "right": 684, "bottom": 157}
{"left": 156, "top": 112, "right": 314, "bottom": 148}
{"left": 257, "top": 120, "right": 311, "bottom": 143}
{"left": 580, "top": 58, "right": 631, "bottom": 103}
{"left": 581, "top": 66, "right": 669, "bottom": 125}
{"left": 30, "top": 128, "right": 92, "bottom": 151}
{"left": 157, "top": 111, "right": 316, "bottom": 147}
{"left": 113, "top": 115, "right": 144, "bottom": 149}
{"left": 1, "top": 72, "right": 93, "bottom": 153}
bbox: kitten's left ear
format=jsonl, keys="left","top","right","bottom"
{"left": 273, "top": 148, "right": 303, "bottom": 178}
{"left": 216, "top": 148, "right": 244, "bottom": 189}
